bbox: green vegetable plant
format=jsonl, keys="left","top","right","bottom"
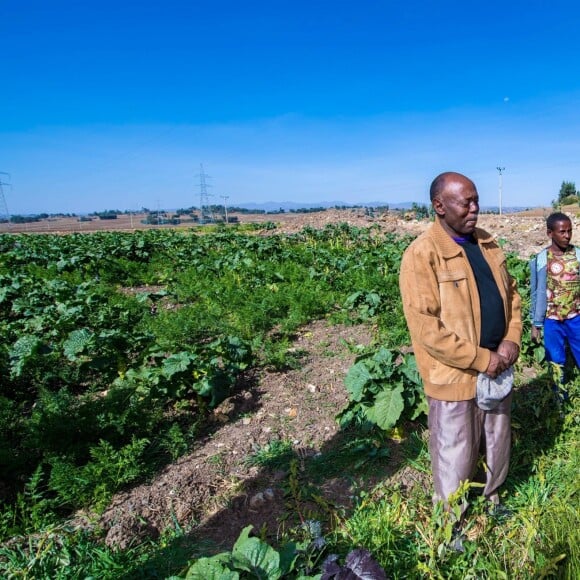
{"left": 337, "top": 347, "right": 426, "bottom": 432}
{"left": 176, "top": 524, "right": 387, "bottom": 580}
{"left": 176, "top": 525, "right": 320, "bottom": 579}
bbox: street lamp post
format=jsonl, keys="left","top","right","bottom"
{"left": 496, "top": 166, "right": 505, "bottom": 216}
{"left": 222, "top": 195, "right": 229, "bottom": 224}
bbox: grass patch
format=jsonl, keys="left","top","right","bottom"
{"left": 245, "top": 439, "right": 295, "bottom": 470}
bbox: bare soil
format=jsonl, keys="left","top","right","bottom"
{"left": 98, "top": 320, "right": 380, "bottom": 550}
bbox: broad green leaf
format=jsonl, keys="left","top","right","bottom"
{"left": 374, "top": 346, "right": 394, "bottom": 367}
{"left": 410, "top": 395, "right": 428, "bottom": 421}
{"left": 232, "top": 525, "right": 282, "bottom": 579}
{"left": 162, "top": 352, "right": 195, "bottom": 378}
{"left": 364, "top": 385, "right": 405, "bottom": 431}
{"left": 344, "top": 291, "right": 363, "bottom": 308}
{"left": 9, "top": 335, "right": 43, "bottom": 377}
{"left": 344, "top": 361, "right": 373, "bottom": 401}
{"left": 185, "top": 554, "right": 238, "bottom": 580}
{"left": 63, "top": 328, "right": 94, "bottom": 360}
{"left": 400, "top": 353, "right": 421, "bottom": 386}
{"left": 335, "top": 405, "right": 359, "bottom": 427}
{"left": 277, "top": 541, "right": 301, "bottom": 576}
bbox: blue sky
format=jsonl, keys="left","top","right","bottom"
{"left": 2, "top": 0, "right": 580, "bottom": 214}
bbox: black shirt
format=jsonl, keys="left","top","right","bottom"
{"left": 457, "top": 237, "right": 506, "bottom": 350}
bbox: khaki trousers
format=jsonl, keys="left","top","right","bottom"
{"left": 427, "top": 392, "right": 512, "bottom": 507}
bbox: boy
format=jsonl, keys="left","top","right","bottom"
{"left": 530, "top": 212, "right": 580, "bottom": 395}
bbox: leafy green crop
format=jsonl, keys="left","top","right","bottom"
{"left": 338, "top": 347, "right": 426, "bottom": 431}
{"left": 0, "top": 224, "right": 577, "bottom": 579}
{"left": 0, "top": 225, "right": 416, "bottom": 512}
{"left": 179, "top": 525, "right": 318, "bottom": 579}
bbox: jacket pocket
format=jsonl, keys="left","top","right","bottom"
{"left": 436, "top": 268, "right": 477, "bottom": 343}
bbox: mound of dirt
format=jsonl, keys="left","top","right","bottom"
{"left": 256, "top": 209, "right": 576, "bottom": 260}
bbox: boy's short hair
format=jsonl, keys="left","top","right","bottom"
{"left": 547, "top": 212, "right": 571, "bottom": 231}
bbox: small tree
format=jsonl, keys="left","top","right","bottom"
{"left": 556, "top": 181, "right": 578, "bottom": 207}
{"left": 411, "top": 202, "right": 430, "bottom": 219}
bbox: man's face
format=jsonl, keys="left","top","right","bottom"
{"left": 548, "top": 219, "right": 572, "bottom": 251}
{"left": 433, "top": 177, "right": 479, "bottom": 237}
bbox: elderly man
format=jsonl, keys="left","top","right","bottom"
{"left": 399, "top": 172, "right": 522, "bottom": 513}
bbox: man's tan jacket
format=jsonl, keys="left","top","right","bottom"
{"left": 399, "top": 217, "right": 522, "bottom": 401}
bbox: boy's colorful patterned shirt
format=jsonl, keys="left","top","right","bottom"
{"left": 546, "top": 247, "right": 580, "bottom": 320}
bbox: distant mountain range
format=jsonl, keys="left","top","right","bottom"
{"left": 234, "top": 200, "right": 530, "bottom": 213}
{"left": 236, "top": 200, "right": 414, "bottom": 212}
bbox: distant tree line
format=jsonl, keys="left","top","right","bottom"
{"left": 1, "top": 212, "right": 80, "bottom": 224}
{"left": 6, "top": 214, "right": 46, "bottom": 224}
{"left": 89, "top": 210, "right": 121, "bottom": 220}
{"left": 287, "top": 207, "right": 327, "bottom": 214}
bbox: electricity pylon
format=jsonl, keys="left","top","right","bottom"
{"left": 196, "top": 164, "right": 214, "bottom": 224}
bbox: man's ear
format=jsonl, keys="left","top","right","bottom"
{"left": 432, "top": 197, "right": 445, "bottom": 217}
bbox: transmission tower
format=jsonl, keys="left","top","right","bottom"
{"left": 0, "top": 172, "right": 11, "bottom": 225}
{"left": 196, "top": 164, "right": 214, "bottom": 224}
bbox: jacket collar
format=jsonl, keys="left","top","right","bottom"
{"left": 430, "top": 217, "right": 493, "bottom": 258}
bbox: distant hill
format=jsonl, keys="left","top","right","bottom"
{"left": 235, "top": 200, "right": 535, "bottom": 213}
{"left": 236, "top": 200, "right": 416, "bottom": 212}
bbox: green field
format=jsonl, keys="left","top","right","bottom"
{"left": 0, "top": 224, "right": 578, "bottom": 578}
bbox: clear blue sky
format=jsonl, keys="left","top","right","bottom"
{"left": 2, "top": 0, "right": 580, "bottom": 214}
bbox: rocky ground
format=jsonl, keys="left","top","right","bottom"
{"left": 247, "top": 207, "right": 574, "bottom": 260}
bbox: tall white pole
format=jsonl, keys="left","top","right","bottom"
{"left": 222, "top": 195, "right": 229, "bottom": 224}
{"left": 496, "top": 166, "right": 505, "bottom": 215}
